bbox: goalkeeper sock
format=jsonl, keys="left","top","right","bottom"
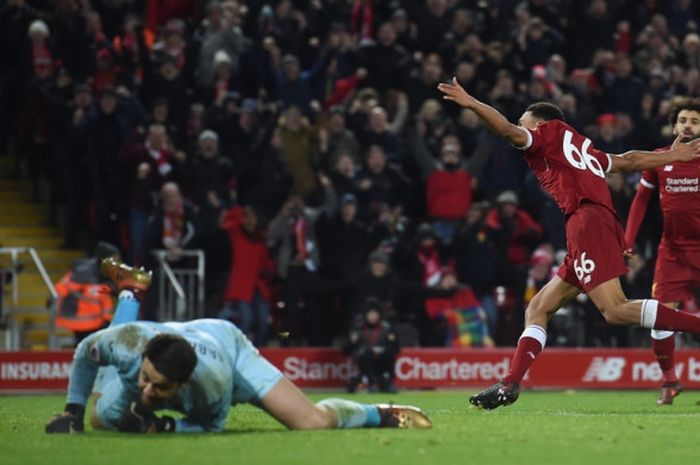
{"left": 503, "top": 325, "right": 546, "bottom": 384}
{"left": 316, "top": 398, "right": 381, "bottom": 428}
{"left": 110, "top": 291, "right": 141, "bottom": 326}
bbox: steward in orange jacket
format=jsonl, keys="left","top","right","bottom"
{"left": 54, "top": 258, "right": 114, "bottom": 343}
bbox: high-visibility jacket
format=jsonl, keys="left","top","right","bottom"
{"left": 54, "top": 272, "right": 114, "bottom": 332}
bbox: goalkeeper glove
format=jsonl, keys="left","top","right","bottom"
{"left": 118, "top": 400, "right": 175, "bottom": 433}
{"left": 45, "top": 403, "right": 85, "bottom": 433}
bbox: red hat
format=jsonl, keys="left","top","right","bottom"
{"left": 532, "top": 65, "right": 546, "bottom": 80}
{"left": 596, "top": 113, "right": 617, "bottom": 126}
{"left": 530, "top": 247, "right": 553, "bottom": 267}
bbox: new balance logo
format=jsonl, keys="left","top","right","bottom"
{"left": 583, "top": 357, "right": 626, "bottom": 382}
{"left": 526, "top": 351, "right": 536, "bottom": 360}
{"left": 664, "top": 165, "right": 673, "bottom": 172}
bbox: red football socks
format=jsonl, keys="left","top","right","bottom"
{"left": 504, "top": 325, "right": 546, "bottom": 384}
{"left": 652, "top": 335, "right": 678, "bottom": 383}
{"left": 652, "top": 302, "right": 700, "bottom": 333}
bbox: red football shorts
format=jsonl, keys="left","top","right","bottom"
{"left": 652, "top": 242, "right": 700, "bottom": 303}
{"left": 557, "top": 203, "right": 628, "bottom": 293}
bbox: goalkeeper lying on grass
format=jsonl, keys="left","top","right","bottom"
{"left": 46, "top": 259, "right": 431, "bottom": 433}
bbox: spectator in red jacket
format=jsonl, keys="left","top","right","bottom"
{"left": 486, "top": 190, "right": 544, "bottom": 341}
{"left": 218, "top": 205, "right": 274, "bottom": 346}
{"left": 411, "top": 133, "right": 474, "bottom": 245}
{"left": 486, "top": 190, "right": 543, "bottom": 267}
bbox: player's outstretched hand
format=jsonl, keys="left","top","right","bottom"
{"left": 119, "top": 401, "right": 175, "bottom": 433}
{"left": 437, "top": 77, "right": 476, "bottom": 108}
{"left": 45, "top": 404, "right": 85, "bottom": 433}
{"left": 671, "top": 133, "right": 700, "bottom": 161}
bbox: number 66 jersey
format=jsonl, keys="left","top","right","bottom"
{"left": 517, "top": 119, "right": 615, "bottom": 216}
{"left": 516, "top": 120, "right": 627, "bottom": 292}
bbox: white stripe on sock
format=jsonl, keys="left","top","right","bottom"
{"left": 519, "top": 325, "right": 547, "bottom": 349}
{"left": 651, "top": 329, "right": 674, "bottom": 340}
{"left": 640, "top": 299, "right": 659, "bottom": 329}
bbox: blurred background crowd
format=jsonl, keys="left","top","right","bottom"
{"left": 1, "top": 0, "right": 699, "bottom": 349}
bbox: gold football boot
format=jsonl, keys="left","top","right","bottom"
{"left": 100, "top": 258, "right": 152, "bottom": 291}
{"left": 376, "top": 404, "right": 432, "bottom": 429}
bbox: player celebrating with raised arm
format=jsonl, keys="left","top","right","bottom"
{"left": 438, "top": 77, "right": 700, "bottom": 410}
{"left": 45, "top": 260, "right": 431, "bottom": 433}
{"left": 625, "top": 97, "right": 700, "bottom": 405}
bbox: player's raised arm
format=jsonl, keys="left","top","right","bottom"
{"left": 437, "top": 77, "right": 529, "bottom": 148}
{"left": 610, "top": 134, "right": 700, "bottom": 172}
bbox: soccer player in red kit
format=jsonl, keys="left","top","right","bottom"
{"left": 438, "top": 78, "right": 700, "bottom": 409}
{"left": 624, "top": 97, "right": 700, "bottom": 405}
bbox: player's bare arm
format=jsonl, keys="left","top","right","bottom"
{"left": 437, "top": 77, "right": 529, "bottom": 147}
{"left": 610, "top": 134, "right": 700, "bottom": 172}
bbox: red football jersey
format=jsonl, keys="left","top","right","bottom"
{"left": 640, "top": 145, "right": 700, "bottom": 249}
{"left": 518, "top": 120, "right": 615, "bottom": 217}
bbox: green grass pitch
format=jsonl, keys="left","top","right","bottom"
{"left": 2, "top": 390, "right": 699, "bottom": 465}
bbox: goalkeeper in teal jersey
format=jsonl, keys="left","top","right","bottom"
{"left": 45, "top": 259, "right": 431, "bottom": 433}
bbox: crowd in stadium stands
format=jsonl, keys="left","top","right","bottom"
{"left": 1, "top": 0, "right": 699, "bottom": 348}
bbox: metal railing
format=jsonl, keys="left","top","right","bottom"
{"left": 151, "top": 249, "right": 205, "bottom": 321}
{"left": 0, "top": 247, "right": 58, "bottom": 350}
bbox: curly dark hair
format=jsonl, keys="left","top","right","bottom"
{"left": 143, "top": 333, "right": 197, "bottom": 384}
{"left": 668, "top": 97, "right": 700, "bottom": 125}
{"left": 525, "top": 101, "right": 565, "bottom": 122}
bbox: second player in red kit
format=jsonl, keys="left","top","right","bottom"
{"left": 438, "top": 77, "right": 700, "bottom": 410}
{"left": 625, "top": 97, "right": 700, "bottom": 405}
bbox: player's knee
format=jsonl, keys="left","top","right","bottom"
{"left": 598, "top": 303, "right": 627, "bottom": 325}
{"left": 524, "top": 305, "right": 537, "bottom": 323}
{"left": 524, "top": 300, "right": 548, "bottom": 324}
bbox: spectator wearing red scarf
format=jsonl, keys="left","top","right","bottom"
{"left": 351, "top": 0, "right": 374, "bottom": 43}
{"left": 145, "top": 182, "right": 197, "bottom": 273}
{"left": 267, "top": 176, "right": 337, "bottom": 345}
{"left": 122, "top": 122, "right": 179, "bottom": 191}
{"left": 28, "top": 19, "right": 53, "bottom": 74}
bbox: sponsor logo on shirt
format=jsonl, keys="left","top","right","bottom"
{"left": 664, "top": 165, "right": 673, "bottom": 172}
{"left": 665, "top": 177, "right": 699, "bottom": 193}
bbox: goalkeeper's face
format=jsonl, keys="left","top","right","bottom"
{"left": 138, "top": 357, "right": 182, "bottom": 408}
